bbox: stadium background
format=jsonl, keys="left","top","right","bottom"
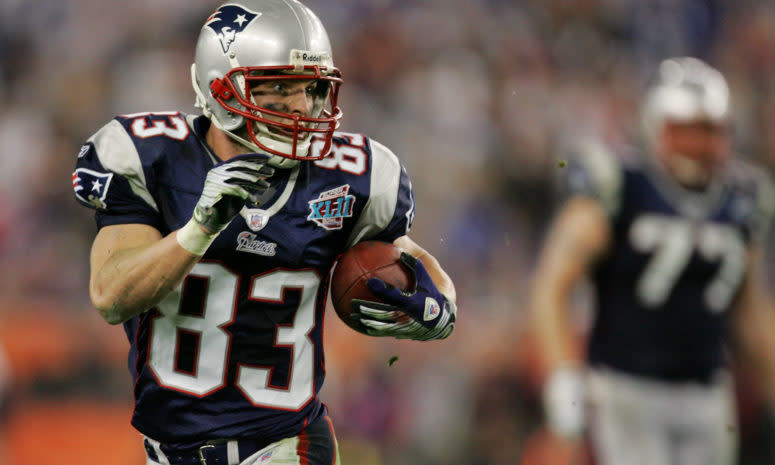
{"left": 1, "top": 0, "right": 775, "bottom": 463}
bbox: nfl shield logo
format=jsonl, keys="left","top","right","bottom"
{"left": 423, "top": 297, "right": 441, "bottom": 321}
{"left": 245, "top": 211, "right": 268, "bottom": 231}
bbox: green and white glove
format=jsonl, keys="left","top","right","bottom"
{"left": 177, "top": 154, "right": 274, "bottom": 255}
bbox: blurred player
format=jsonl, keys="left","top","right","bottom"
{"left": 531, "top": 57, "right": 775, "bottom": 465}
{"left": 71, "top": 1, "right": 457, "bottom": 464}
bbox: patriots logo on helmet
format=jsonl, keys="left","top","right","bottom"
{"left": 73, "top": 168, "right": 114, "bottom": 210}
{"left": 205, "top": 5, "right": 261, "bottom": 54}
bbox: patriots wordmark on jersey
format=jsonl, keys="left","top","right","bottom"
{"left": 565, "top": 143, "right": 775, "bottom": 383}
{"left": 72, "top": 111, "right": 415, "bottom": 449}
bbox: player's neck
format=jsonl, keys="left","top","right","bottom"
{"left": 206, "top": 125, "right": 253, "bottom": 162}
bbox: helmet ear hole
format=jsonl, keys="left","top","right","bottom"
{"left": 210, "top": 78, "right": 233, "bottom": 100}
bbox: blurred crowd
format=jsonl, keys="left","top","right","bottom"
{"left": 1, "top": 0, "right": 775, "bottom": 464}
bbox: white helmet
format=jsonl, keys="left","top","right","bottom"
{"left": 191, "top": 0, "right": 343, "bottom": 168}
{"left": 642, "top": 56, "right": 730, "bottom": 141}
{"left": 641, "top": 57, "right": 732, "bottom": 188}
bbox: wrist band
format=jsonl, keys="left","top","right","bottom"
{"left": 543, "top": 366, "right": 585, "bottom": 437}
{"left": 176, "top": 218, "right": 218, "bottom": 256}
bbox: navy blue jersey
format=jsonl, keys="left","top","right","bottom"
{"left": 73, "top": 112, "right": 414, "bottom": 448}
{"left": 565, "top": 143, "right": 774, "bottom": 382}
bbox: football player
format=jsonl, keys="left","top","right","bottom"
{"left": 72, "top": 1, "right": 457, "bottom": 464}
{"left": 531, "top": 57, "right": 775, "bottom": 465}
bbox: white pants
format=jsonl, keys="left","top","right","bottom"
{"left": 586, "top": 368, "right": 737, "bottom": 465}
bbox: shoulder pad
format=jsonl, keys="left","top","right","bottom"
{"left": 565, "top": 140, "right": 623, "bottom": 216}
{"left": 345, "top": 137, "right": 414, "bottom": 246}
{"left": 86, "top": 118, "right": 159, "bottom": 211}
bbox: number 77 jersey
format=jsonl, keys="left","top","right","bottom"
{"left": 72, "top": 112, "right": 415, "bottom": 449}
{"left": 564, "top": 143, "right": 775, "bottom": 383}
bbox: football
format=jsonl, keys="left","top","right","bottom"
{"left": 330, "top": 241, "right": 412, "bottom": 334}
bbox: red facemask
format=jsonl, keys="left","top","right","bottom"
{"left": 209, "top": 65, "right": 343, "bottom": 160}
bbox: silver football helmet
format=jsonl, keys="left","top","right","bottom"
{"left": 641, "top": 57, "right": 731, "bottom": 187}
{"left": 191, "top": 0, "right": 343, "bottom": 168}
{"left": 642, "top": 57, "right": 730, "bottom": 140}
